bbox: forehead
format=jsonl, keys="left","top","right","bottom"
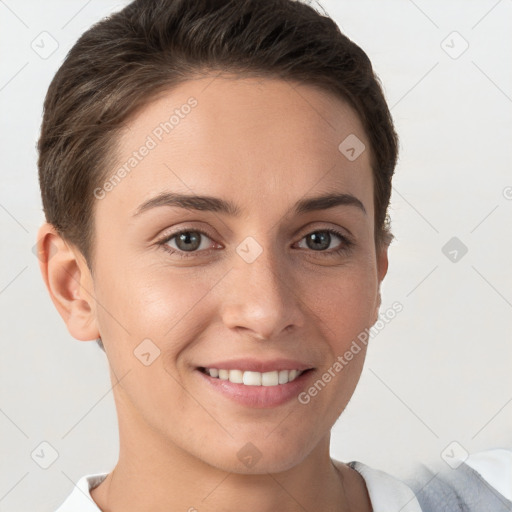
{"left": 99, "top": 74, "right": 374, "bottom": 222}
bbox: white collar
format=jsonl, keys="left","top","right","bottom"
{"left": 350, "top": 461, "right": 423, "bottom": 512}
{"left": 54, "top": 473, "right": 107, "bottom": 512}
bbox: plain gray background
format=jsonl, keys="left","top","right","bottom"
{"left": 1, "top": 0, "right": 511, "bottom": 510}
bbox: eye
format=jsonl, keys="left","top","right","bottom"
{"left": 158, "top": 229, "right": 217, "bottom": 258}
{"left": 296, "top": 229, "right": 353, "bottom": 255}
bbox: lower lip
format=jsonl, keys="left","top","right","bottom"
{"left": 195, "top": 368, "right": 314, "bottom": 408}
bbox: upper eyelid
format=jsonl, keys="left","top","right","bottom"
{"left": 158, "top": 227, "right": 216, "bottom": 245}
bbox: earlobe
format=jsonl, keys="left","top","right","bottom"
{"left": 36, "top": 223, "right": 99, "bottom": 342}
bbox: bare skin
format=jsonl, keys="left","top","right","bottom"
{"left": 38, "top": 74, "right": 385, "bottom": 511}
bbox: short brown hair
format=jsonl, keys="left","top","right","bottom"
{"left": 38, "top": 0, "right": 398, "bottom": 272}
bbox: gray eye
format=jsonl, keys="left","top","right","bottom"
{"left": 167, "top": 231, "right": 212, "bottom": 252}
{"left": 297, "top": 230, "right": 342, "bottom": 251}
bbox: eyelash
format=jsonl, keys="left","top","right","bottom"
{"left": 157, "top": 228, "right": 354, "bottom": 259}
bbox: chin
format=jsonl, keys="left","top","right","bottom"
{"left": 200, "top": 436, "right": 314, "bottom": 475}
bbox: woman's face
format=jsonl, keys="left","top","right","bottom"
{"left": 89, "top": 75, "right": 388, "bottom": 473}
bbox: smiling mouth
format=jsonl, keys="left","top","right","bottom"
{"left": 197, "top": 367, "right": 313, "bottom": 386}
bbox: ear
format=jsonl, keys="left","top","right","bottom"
{"left": 373, "top": 243, "right": 389, "bottom": 324}
{"left": 36, "top": 223, "right": 99, "bottom": 341}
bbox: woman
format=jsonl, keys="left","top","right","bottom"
{"left": 35, "top": 0, "right": 511, "bottom": 510}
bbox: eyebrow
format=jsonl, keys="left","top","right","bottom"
{"left": 132, "top": 191, "right": 367, "bottom": 217}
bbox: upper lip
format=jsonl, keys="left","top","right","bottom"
{"left": 197, "top": 358, "right": 314, "bottom": 373}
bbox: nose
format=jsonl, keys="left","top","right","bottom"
{"left": 219, "top": 240, "right": 305, "bottom": 341}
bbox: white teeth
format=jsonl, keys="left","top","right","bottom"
{"left": 243, "top": 371, "right": 262, "bottom": 386}
{"left": 203, "top": 368, "right": 305, "bottom": 386}
{"left": 261, "top": 371, "right": 278, "bottom": 386}
{"left": 229, "top": 369, "right": 243, "bottom": 384}
{"left": 278, "top": 369, "right": 289, "bottom": 384}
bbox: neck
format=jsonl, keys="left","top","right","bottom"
{"left": 91, "top": 422, "right": 354, "bottom": 512}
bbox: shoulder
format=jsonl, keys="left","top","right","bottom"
{"left": 404, "top": 448, "right": 512, "bottom": 512}
{"left": 464, "top": 448, "right": 512, "bottom": 501}
{"left": 339, "top": 448, "right": 512, "bottom": 512}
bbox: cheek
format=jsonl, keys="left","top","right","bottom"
{"left": 94, "top": 261, "right": 220, "bottom": 362}
{"left": 91, "top": 266, "right": 204, "bottom": 418}
{"left": 301, "top": 264, "right": 378, "bottom": 344}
